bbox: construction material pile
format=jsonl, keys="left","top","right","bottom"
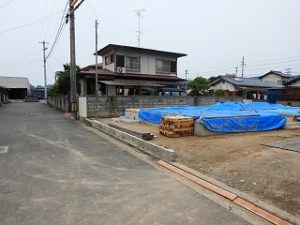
{"left": 159, "top": 116, "right": 194, "bottom": 138}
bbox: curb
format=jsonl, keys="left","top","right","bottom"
{"left": 157, "top": 160, "right": 294, "bottom": 225}
{"left": 82, "top": 118, "right": 176, "bottom": 162}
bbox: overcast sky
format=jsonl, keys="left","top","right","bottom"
{"left": 0, "top": 0, "right": 300, "bottom": 86}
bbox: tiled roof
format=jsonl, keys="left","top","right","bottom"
{"left": 0, "top": 76, "right": 30, "bottom": 89}
{"left": 210, "top": 76, "right": 283, "bottom": 88}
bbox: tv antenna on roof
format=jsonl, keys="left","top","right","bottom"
{"left": 135, "top": 9, "right": 145, "bottom": 47}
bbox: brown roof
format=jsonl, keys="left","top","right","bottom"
{"left": 81, "top": 63, "right": 103, "bottom": 71}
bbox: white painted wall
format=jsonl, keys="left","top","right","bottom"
{"left": 79, "top": 78, "right": 86, "bottom": 96}
{"left": 290, "top": 79, "right": 300, "bottom": 87}
{"left": 103, "top": 49, "right": 178, "bottom": 76}
{"left": 104, "top": 62, "right": 115, "bottom": 71}
{"left": 260, "top": 74, "right": 281, "bottom": 84}
{"left": 210, "top": 81, "right": 237, "bottom": 91}
{"left": 78, "top": 97, "right": 87, "bottom": 118}
{"left": 102, "top": 50, "right": 115, "bottom": 72}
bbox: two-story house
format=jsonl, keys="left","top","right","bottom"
{"left": 258, "top": 70, "right": 292, "bottom": 85}
{"left": 78, "top": 44, "right": 187, "bottom": 96}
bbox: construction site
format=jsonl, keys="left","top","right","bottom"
{"left": 93, "top": 101, "right": 300, "bottom": 220}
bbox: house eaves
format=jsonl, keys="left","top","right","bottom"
{"left": 96, "top": 44, "right": 187, "bottom": 58}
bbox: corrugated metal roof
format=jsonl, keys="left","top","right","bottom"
{"left": 0, "top": 76, "right": 30, "bottom": 89}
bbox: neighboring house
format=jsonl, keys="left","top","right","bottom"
{"left": 285, "top": 75, "right": 300, "bottom": 87}
{"left": 78, "top": 44, "right": 186, "bottom": 96}
{"left": 209, "top": 74, "right": 283, "bottom": 99}
{"left": 267, "top": 75, "right": 300, "bottom": 104}
{"left": 0, "top": 76, "right": 30, "bottom": 99}
{"left": 259, "top": 70, "right": 292, "bottom": 85}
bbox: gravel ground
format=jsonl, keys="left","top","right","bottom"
{"left": 101, "top": 118, "right": 300, "bottom": 218}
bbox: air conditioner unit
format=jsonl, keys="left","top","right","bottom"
{"left": 116, "top": 67, "right": 126, "bottom": 73}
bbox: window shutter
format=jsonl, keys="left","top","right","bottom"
{"left": 116, "top": 55, "right": 125, "bottom": 67}
{"left": 170, "top": 61, "right": 177, "bottom": 73}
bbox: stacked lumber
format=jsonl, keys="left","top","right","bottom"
{"left": 159, "top": 116, "right": 194, "bottom": 138}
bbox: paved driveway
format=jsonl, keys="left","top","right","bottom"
{"left": 0, "top": 103, "right": 252, "bottom": 225}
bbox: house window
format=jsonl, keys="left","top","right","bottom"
{"left": 156, "top": 59, "right": 177, "bottom": 73}
{"left": 126, "top": 56, "right": 140, "bottom": 71}
{"left": 105, "top": 54, "right": 114, "bottom": 65}
{"left": 156, "top": 59, "right": 171, "bottom": 73}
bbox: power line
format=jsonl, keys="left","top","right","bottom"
{"left": 246, "top": 58, "right": 300, "bottom": 68}
{"left": 0, "top": 10, "right": 63, "bottom": 35}
{"left": 46, "top": 1, "right": 69, "bottom": 59}
{"left": 245, "top": 63, "right": 300, "bottom": 71}
{"left": 86, "top": 0, "right": 100, "bottom": 20}
{"left": 0, "top": 50, "right": 40, "bottom": 65}
{"left": 247, "top": 56, "right": 300, "bottom": 63}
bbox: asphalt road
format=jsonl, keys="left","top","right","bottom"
{"left": 0, "top": 102, "right": 253, "bottom": 225}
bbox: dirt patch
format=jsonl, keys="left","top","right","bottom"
{"left": 99, "top": 118, "right": 300, "bottom": 218}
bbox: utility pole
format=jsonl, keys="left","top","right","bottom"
{"left": 235, "top": 66, "right": 238, "bottom": 76}
{"left": 95, "top": 19, "right": 99, "bottom": 110}
{"left": 185, "top": 70, "right": 188, "bottom": 91}
{"left": 69, "top": 0, "right": 77, "bottom": 113}
{"left": 135, "top": 9, "right": 145, "bottom": 47}
{"left": 39, "top": 41, "right": 49, "bottom": 101}
{"left": 241, "top": 56, "right": 246, "bottom": 78}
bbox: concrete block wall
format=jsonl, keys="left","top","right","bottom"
{"left": 194, "top": 96, "right": 243, "bottom": 106}
{"left": 86, "top": 96, "right": 194, "bottom": 117}
{"left": 47, "top": 95, "right": 69, "bottom": 112}
{"left": 81, "top": 95, "right": 246, "bottom": 118}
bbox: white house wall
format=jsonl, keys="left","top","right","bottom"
{"left": 102, "top": 50, "right": 115, "bottom": 71}
{"left": 105, "top": 62, "right": 115, "bottom": 72}
{"left": 103, "top": 50, "right": 177, "bottom": 76}
{"left": 210, "top": 81, "right": 237, "bottom": 91}
{"left": 260, "top": 74, "right": 281, "bottom": 83}
{"left": 290, "top": 80, "right": 300, "bottom": 87}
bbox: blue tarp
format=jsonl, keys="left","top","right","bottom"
{"left": 199, "top": 111, "right": 286, "bottom": 133}
{"left": 138, "top": 102, "right": 295, "bottom": 132}
{"left": 138, "top": 106, "right": 209, "bottom": 125}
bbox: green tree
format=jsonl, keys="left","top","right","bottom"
{"left": 50, "top": 64, "right": 80, "bottom": 95}
{"left": 187, "top": 76, "right": 209, "bottom": 96}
